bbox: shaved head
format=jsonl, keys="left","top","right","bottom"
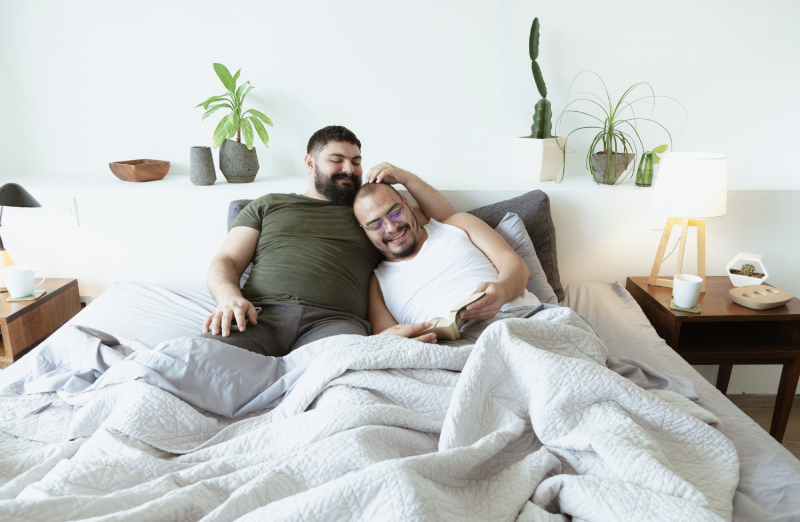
{"left": 353, "top": 182, "right": 400, "bottom": 206}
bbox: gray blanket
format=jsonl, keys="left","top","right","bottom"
{"left": 1, "top": 305, "right": 696, "bottom": 420}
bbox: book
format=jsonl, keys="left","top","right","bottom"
{"left": 417, "top": 292, "right": 486, "bottom": 341}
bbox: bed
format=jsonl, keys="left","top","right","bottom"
{"left": 0, "top": 191, "right": 798, "bottom": 521}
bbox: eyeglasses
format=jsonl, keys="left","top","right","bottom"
{"left": 362, "top": 205, "right": 405, "bottom": 232}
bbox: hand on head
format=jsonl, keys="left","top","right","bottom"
{"left": 364, "top": 162, "right": 412, "bottom": 185}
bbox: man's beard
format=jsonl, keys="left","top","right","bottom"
{"left": 314, "top": 165, "right": 361, "bottom": 206}
{"left": 382, "top": 214, "right": 420, "bottom": 260}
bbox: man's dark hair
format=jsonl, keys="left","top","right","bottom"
{"left": 307, "top": 126, "right": 361, "bottom": 157}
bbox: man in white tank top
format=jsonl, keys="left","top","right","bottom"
{"left": 353, "top": 183, "right": 539, "bottom": 342}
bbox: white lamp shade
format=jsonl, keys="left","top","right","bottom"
{"left": 650, "top": 152, "right": 727, "bottom": 218}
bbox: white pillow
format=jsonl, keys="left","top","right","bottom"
{"left": 494, "top": 212, "right": 559, "bottom": 305}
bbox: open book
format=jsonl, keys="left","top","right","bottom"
{"left": 417, "top": 292, "right": 486, "bottom": 341}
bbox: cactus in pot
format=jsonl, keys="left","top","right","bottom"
{"left": 529, "top": 18, "right": 552, "bottom": 139}
{"left": 740, "top": 263, "right": 757, "bottom": 277}
{"left": 514, "top": 17, "right": 565, "bottom": 182}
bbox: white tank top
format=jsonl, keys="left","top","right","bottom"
{"left": 374, "top": 219, "right": 540, "bottom": 324}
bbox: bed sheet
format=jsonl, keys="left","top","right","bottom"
{"left": 14, "top": 280, "right": 800, "bottom": 521}
{"left": 64, "top": 282, "right": 218, "bottom": 346}
{"left": 562, "top": 281, "right": 800, "bottom": 522}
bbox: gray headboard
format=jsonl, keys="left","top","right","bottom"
{"left": 227, "top": 189, "right": 563, "bottom": 301}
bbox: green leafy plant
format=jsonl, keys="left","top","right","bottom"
{"left": 741, "top": 263, "right": 756, "bottom": 277}
{"left": 195, "top": 63, "right": 273, "bottom": 150}
{"left": 555, "top": 71, "right": 685, "bottom": 185}
{"left": 646, "top": 144, "right": 669, "bottom": 165}
{"left": 635, "top": 144, "right": 668, "bottom": 187}
{"left": 528, "top": 18, "right": 552, "bottom": 139}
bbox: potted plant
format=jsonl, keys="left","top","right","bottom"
{"left": 555, "top": 72, "right": 684, "bottom": 185}
{"left": 195, "top": 64, "right": 273, "bottom": 183}
{"left": 726, "top": 252, "right": 769, "bottom": 287}
{"left": 514, "top": 18, "right": 566, "bottom": 182}
{"left": 635, "top": 144, "right": 668, "bottom": 187}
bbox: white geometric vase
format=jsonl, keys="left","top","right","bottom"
{"left": 514, "top": 136, "right": 567, "bottom": 182}
{"left": 726, "top": 252, "right": 769, "bottom": 287}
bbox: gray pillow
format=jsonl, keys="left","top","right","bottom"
{"left": 228, "top": 199, "right": 253, "bottom": 231}
{"left": 494, "top": 212, "right": 558, "bottom": 305}
{"left": 228, "top": 189, "right": 563, "bottom": 301}
{"left": 228, "top": 199, "right": 255, "bottom": 288}
{"left": 467, "top": 190, "right": 563, "bottom": 302}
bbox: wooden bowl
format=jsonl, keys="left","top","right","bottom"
{"left": 109, "top": 159, "right": 170, "bottom": 182}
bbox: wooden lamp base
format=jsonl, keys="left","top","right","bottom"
{"left": 649, "top": 217, "right": 706, "bottom": 293}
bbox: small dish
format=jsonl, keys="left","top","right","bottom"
{"left": 730, "top": 285, "right": 793, "bottom": 310}
{"left": 109, "top": 159, "right": 170, "bottom": 182}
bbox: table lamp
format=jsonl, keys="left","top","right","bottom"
{"left": 0, "top": 183, "right": 41, "bottom": 292}
{"left": 648, "top": 152, "right": 727, "bottom": 293}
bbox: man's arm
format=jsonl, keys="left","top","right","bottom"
{"left": 444, "top": 213, "right": 531, "bottom": 321}
{"left": 368, "top": 275, "right": 437, "bottom": 343}
{"left": 203, "top": 226, "right": 261, "bottom": 336}
{"left": 365, "top": 163, "right": 455, "bottom": 224}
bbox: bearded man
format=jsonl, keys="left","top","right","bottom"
{"left": 201, "top": 126, "right": 454, "bottom": 356}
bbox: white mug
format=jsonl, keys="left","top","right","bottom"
{"left": 2, "top": 266, "right": 47, "bottom": 298}
{"left": 673, "top": 274, "right": 703, "bottom": 308}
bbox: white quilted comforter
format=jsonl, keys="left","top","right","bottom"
{"left": 0, "top": 307, "right": 738, "bottom": 521}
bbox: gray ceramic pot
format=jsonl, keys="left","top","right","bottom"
{"left": 591, "top": 152, "right": 635, "bottom": 185}
{"left": 189, "top": 146, "right": 216, "bottom": 186}
{"left": 220, "top": 139, "right": 259, "bottom": 183}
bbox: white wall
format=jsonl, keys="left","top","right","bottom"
{"left": 1, "top": 1, "right": 799, "bottom": 393}
{"left": 1, "top": 0, "right": 799, "bottom": 189}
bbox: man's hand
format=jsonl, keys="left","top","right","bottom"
{"left": 380, "top": 322, "right": 437, "bottom": 344}
{"left": 365, "top": 163, "right": 456, "bottom": 224}
{"left": 460, "top": 282, "right": 509, "bottom": 322}
{"left": 203, "top": 296, "right": 259, "bottom": 337}
{"left": 365, "top": 162, "right": 415, "bottom": 185}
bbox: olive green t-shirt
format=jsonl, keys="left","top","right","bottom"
{"left": 232, "top": 193, "right": 382, "bottom": 319}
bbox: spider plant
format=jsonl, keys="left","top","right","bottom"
{"left": 194, "top": 63, "right": 273, "bottom": 150}
{"left": 555, "top": 71, "right": 684, "bottom": 185}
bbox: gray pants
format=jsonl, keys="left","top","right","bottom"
{"left": 200, "top": 303, "right": 371, "bottom": 358}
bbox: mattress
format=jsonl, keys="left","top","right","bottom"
{"left": 9, "top": 279, "right": 800, "bottom": 520}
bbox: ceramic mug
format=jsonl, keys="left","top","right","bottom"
{"left": 673, "top": 274, "right": 703, "bottom": 308}
{"left": 2, "top": 266, "right": 47, "bottom": 298}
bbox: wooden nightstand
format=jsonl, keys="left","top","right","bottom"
{"left": 0, "top": 278, "right": 82, "bottom": 368}
{"left": 626, "top": 276, "right": 800, "bottom": 442}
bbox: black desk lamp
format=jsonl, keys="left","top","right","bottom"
{"left": 0, "top": 183, "right": 41, "bottom": 292}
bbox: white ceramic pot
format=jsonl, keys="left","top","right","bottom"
{"left": 514, "top": 136, "right": 567, "bottom": 182}
{"left": 726, "top": 251, "right": 769, "bottom": 287}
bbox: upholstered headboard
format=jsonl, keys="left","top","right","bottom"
{"left": 227, "top": 189, "right": 563, "bottom": 301}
